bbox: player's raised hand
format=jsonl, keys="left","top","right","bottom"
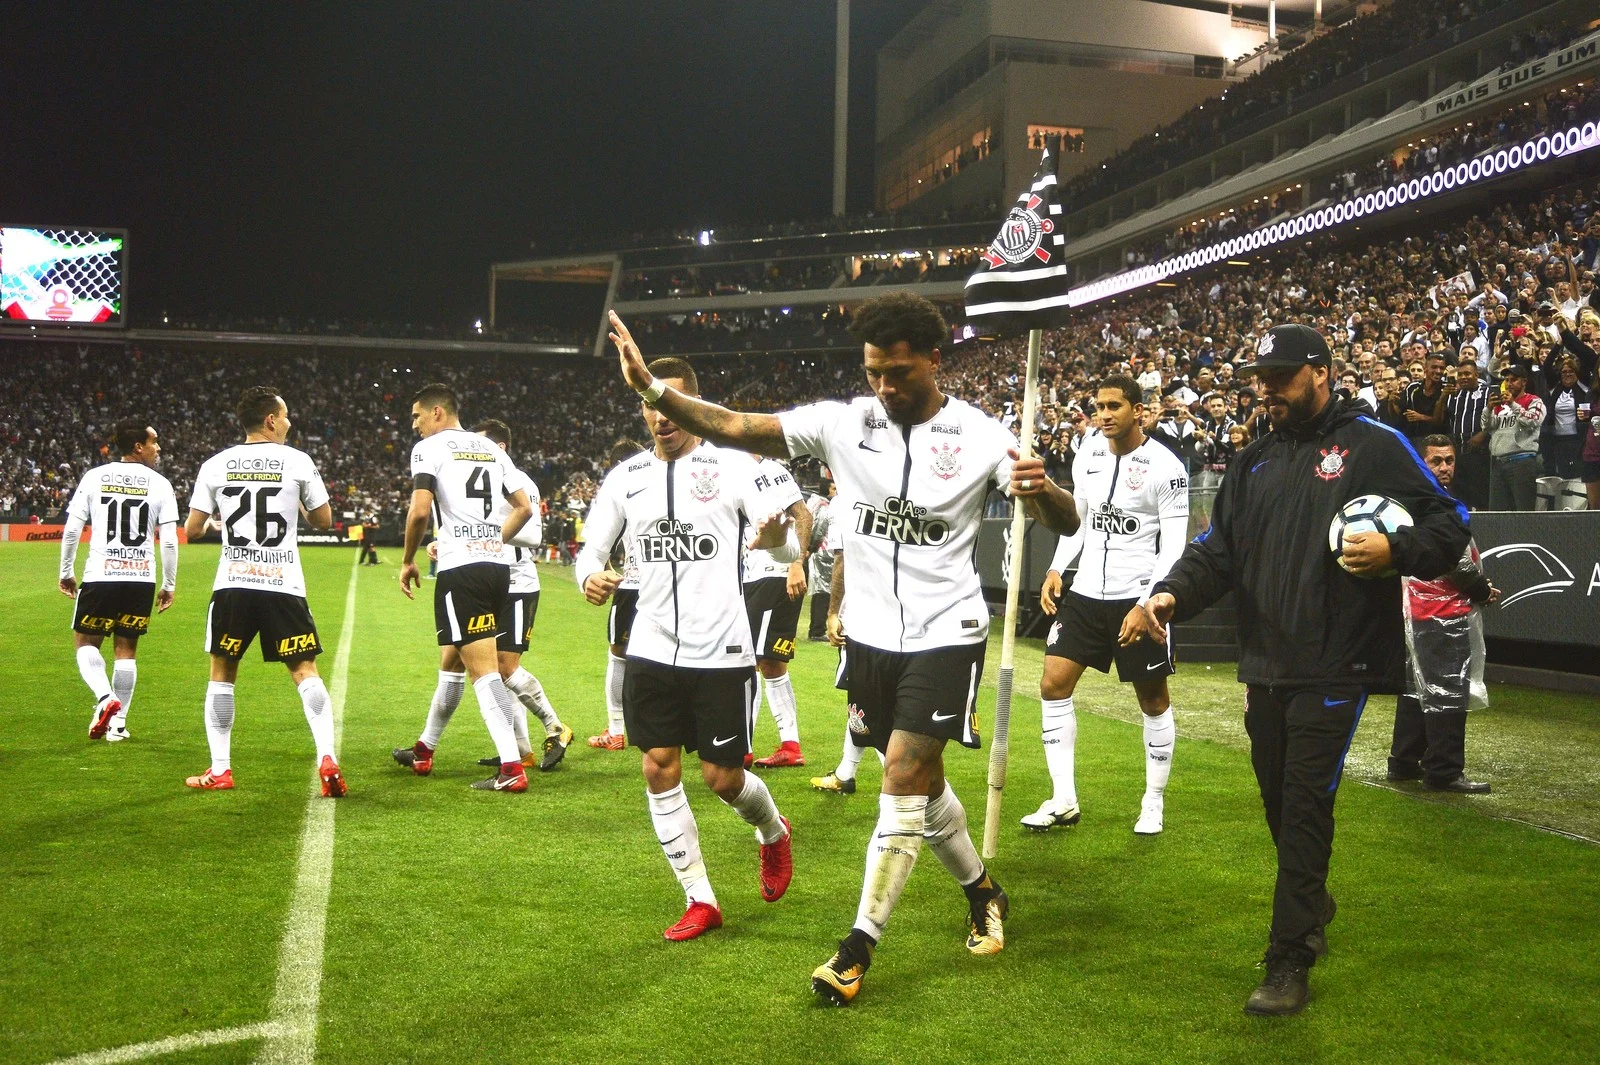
{"left": 1040, "top": 570, "right": 1062, "bottom": 615}
{"left": 59, "top": 577, "right": 77, "bottom": 598}
{"left": 1008, "top": 448, "right": 1048, "bottom": 497}
{"left": 608, "top": 310, "right": 652, "bottom": 392}
{"left": 749, "top": 509, "right": 792, "bottom": 551}
{"left": 157, "top": 589, "right": 174, "bottom": 613}
{"left": 399, "top": 561, "right": 422, "bottom": 600}
{"left": 1125, "top": 592, "right": 1176, "bottom": 646}
{"left": 583, "top": 569, "right": 622, "bottom": 606}
{"left": 1339, "top": 530, "right": 1392, "bottom": 576}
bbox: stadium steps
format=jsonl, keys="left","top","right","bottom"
{"left": 1172, "top": 597, "right": 1237, "bottom": 662}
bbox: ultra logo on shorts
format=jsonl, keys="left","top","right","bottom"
{"left": 276, "top": 633, "right": 319, "bottom": 657}
{"left": 118, "top": 613, "right": 150, "bottom": 633}
{"left": 80, "top": 615, "right": 116, "bottom": 633}
{"left": 218, "top": 634, "right": 244, "bottom": 655}
{"left": 771, "top": 637, "right": 795, "bottom": 658}
{"left": 465, "top": 612, "right": 497, "bottom": 635}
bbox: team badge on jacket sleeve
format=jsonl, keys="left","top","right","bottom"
{"left": 930, "top": 443, "right": 962, "bottom": 481}
{"left": 1315, "top": 445, "right": 1348, "bottom": 481}
{"left": 689, "top": 470, "right": 720, "bottom": 502}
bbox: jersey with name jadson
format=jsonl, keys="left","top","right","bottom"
{"left": 781, "top": 395, "right": 1014, "bottom": 652}
{"left": 410, "top": 428, "right": 523, "bottom": 574}
{"left": 66, "top": 462, "right": 180, "bottom": 584}
{"left": 1066, "top": 431, "right": 1189, "bottom": 600}
{"left": 743, "top": 458, "right": 803, "bottom": 582}
{"left": 584, "top": 443, "right": 800, "bottom": 668}
{"left": 190, "top": 443, "right": 329, "bottom": 597}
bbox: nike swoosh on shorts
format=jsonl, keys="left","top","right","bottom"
{"left": 930, "top": 711, "right": 956, "bottom": 722}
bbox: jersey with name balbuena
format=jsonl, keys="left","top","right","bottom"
{"left": 584, "top": 443, "right": 800, "bottom": 669}
{"left": 411, "top": 428, "right": 523, "bottom": 574}
{"left": 190, "top": 443, "right": 330, "bottom": 597}
{"left": 743, "top": 458, "right": 803, "bottom": 582}
{"left": 66, "top": 462, "right": 180, "bottom": 584}
{"left": 781, "top": 395, "right": 1014, "bottom": 653}
{"left": 1067, "top": 431, "right": 1189, "bottom": 601}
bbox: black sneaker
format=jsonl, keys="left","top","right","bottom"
{"left": 540, "top": 724, "right": 574, "bottom": 771}
{"left": 964, "top": 876, "right": 1009, "bottom": 955}
{"left": 1305, "top": 893, "right": 1337, "bottom": 958}
{"left": 811, "top": 931, "right": 874, "bottom": 1006}
{"left": 1245, "top": 949, "right": 1311, "bottom": 1016}
{"left": 1425, "top": 774, "right": 1491, "bottom": 794}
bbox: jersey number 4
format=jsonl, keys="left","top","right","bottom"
{"left": 220, "top": 485, "right": 289, "bottom": 547}
{"left": 100, "top": 497, "right": 150, "bottom": 547}
{"left": 465, "top": 466, "right": 494, "bottom": 519}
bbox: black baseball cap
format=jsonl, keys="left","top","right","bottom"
{"left": 1501, "top": 361, "right": 1534, "bottom": 379}
{"left": 1238, "top": 324, "right": 1332, "bottom": 375}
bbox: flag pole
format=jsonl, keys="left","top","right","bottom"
{"left": 983, "top": 325, "right": 1042, "bottom": 860}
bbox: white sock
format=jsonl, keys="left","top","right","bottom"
{"left": 605, "top": 654, "right": 627, "bottom": 735}
{"left": 1143, "top": 708, "right": 1175, "bottom": 798}
{"left": 764, "top": 673, "right": 800, "bottom": 745}
{"left": 205, "top": 681, "right": 235, "bottom": 773}
{"left": 419, "top": 670, "right": 465, "bottom": 749}
{"left": 510, "top": 700, "right": 533, "bottom": 759}
{"left": 506, "top": 667, "right": 561, "bottom": 736}
{"left": 648, "top": 784, "right": 716, "bottom": 906}
{"left": 836, "top": 720, "right": 867, "bottom": 780}
{"left": 297, "top": 676, "right": 336, "bottom": 762}
{"left": 111, "top": 660, "right": 136, "bottom": 725}
{"left": 1041, "top": 697, "right": 1079, "bottom": 808}
{"left": 473, "top": 674, "right": 523, "bottom": 767}
{"left": 722, "top": 772, "right": 786, "bottom": 844}
{"left": 923, "top": 783, "right": 984, "bottom": 887}
{"left": 854, "top": 793, "right": 927, "bottom": 942}
{"left": 76, "top": 645, "right": 114, "bottom": 703}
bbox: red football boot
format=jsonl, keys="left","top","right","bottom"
{"left": 185, "top": 768, "right": 235, "bottom": 790}
{"left": 759, "top": 816, "right": 794, "bottom": 902}
{"left": 319, "top": 755, "right": 347, "bottom": 798}
{"left": 392, "top": 742, "right": 434, "bottom": 776}
{"left": 88, "top": 696, "right": 123, "bottom": 740}
{"left": 663, "top": 901, "right": 723, "bottom": 941}
{"left": 754, "top": 741, "right": 806, "bottom": 768}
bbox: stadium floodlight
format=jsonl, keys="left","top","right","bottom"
{"left": 1065, "top": 120, "right": 1600, "bottom": 310}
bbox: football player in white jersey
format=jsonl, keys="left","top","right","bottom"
{"left": 60, "top": 420, "right": 180, "bottom": 741}
{"left": 183, "top": 387, "right": 342, "bottom": 795}
{"left": 607, "top": 296, "right": 1079, "bottom": 1005}
{"left": 467, "top": 419, "right": 574, "bottom": 772}
{"left": 743, "top": 455, "right": 813, "bottom": 769}
{"left": 394, "top": 385, "right": 535, "bottom": 793}
{"left": 1027, "top": 375, "right": 1190, "bottom": 836}
{"left": 585, "top": 438, "right": 645, "bottom": 751}
{"left": 576, "top": 356, "right": 804, "bottom": 942}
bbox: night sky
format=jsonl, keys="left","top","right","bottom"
{"left": 5, "top": 1, "right": 923, "bottom": 328}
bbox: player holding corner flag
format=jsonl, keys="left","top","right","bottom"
{"left": 183, "top": 387, "right": 342, "bottom": 795}
{"left": 60, "top": 419, "right": 180, "bottom": 742}
{"left": 607, "top": 296, "right": 1079, "bottom": 1003}
{"left": 576, "top": 356, "right": 804, "bottom": 942}
{"left": 395, "top": 385, "right": 535, "bottom": 792}
{"left": 1027, "top": 374, "right": 1189, "bottom": 835}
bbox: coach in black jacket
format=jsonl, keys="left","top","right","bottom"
{"left": 1130, "top": 324, "right": 1470, "bottom": 1017}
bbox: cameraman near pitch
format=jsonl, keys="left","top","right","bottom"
{"left": 1125, "top": 324, "right": 1470, "bottom": 1017}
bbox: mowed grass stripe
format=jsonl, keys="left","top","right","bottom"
{"left": 0, "top": 545, "right": 355, "bottom": 1064}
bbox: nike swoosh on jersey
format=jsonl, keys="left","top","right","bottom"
{"left": 1251, "top": 459, "right": 1272, "bottom": 472}
{"left": 857, "top": 441, "right": 880, "bottom": 452}
{"left": 712, "top": 735, "right": 736, "bottom": 746}
{"left": 1323, "top": 697, "right": 1351, "bottom": 707}
{"left": 1085, "top": 468, "right": 1103, "bottom": 475}
{"left": 626, "top": 488, "right": 647, "bottom": 498}
{"left": 930, "top": 711, "right": 957, "bottom": 722}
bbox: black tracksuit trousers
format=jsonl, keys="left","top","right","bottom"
{"left": 1243, "top": 685, "right": 1367, "bottom": 964}
{"left": 1389, "top": 695, "right": 1467, "bottom": 785}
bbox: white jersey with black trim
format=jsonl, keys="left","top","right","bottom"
{"left": 410, "top": 428, "right": 522, "bottom": 574}
{"left": 577, "top": 442, "right": 801, "bottom": 669}
{"left": 500, "top": 472, "right": 542, "bottom": 594}
{"left": 743, "top": 458, "right": 803, "bottom": 582}
{"left": 65, "top": 462, "right": 180, "bottom": 584}
{"left": 780, "top": 395, "right": 1015, "bottom": 653}
{"left": 1054, "top": 431, "right": 1190, "bottom": 602}
{"left": 190, "top": 443, "right": 330, "bottom": 597}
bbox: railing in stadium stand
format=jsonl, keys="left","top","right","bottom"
{"left": 1068, "top": 119, "right": 1600, "bottom": 309}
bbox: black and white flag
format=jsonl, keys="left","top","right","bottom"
{"left": 963, "top": 146, "right": 1071, "bottom": 334}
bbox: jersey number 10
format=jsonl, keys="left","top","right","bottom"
{"left": 220, "top": 485, "right": 289, "bottom": 547}
{"left": 100, "top": 497, "right": 150, "bottom": 547}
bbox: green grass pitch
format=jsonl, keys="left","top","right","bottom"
{"left": 3, "top": 542, "right": 1597, "bottom": 1064}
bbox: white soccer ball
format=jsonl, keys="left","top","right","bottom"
{"left": 1328, "top": 494, "right": 1413, "bottom": 577}
{"left": 1331, "top": 492, "right": 1420, "bottom": 575}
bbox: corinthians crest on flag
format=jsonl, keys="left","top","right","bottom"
{"left": 963, "top": 145, "right": 1071, "bottom": 334}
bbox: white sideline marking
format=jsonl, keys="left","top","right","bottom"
{"left": 255, "top": 554, "right": 359, "bottom": 1065}
{"left": 45, "top": 1022, "right": 295, "bottom": 1065}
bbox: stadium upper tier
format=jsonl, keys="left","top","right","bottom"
{"left": 7, "top": 173, "right": 1596, "bottom": 527}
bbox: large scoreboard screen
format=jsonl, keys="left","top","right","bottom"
{"left": 1, "top": 226, "right": 126, "bottom": 325}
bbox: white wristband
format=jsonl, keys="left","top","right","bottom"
{"left": 638, "top": 377, "right": 666, "bottom": 404}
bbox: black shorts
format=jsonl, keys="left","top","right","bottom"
{"left": 608, "top": 588, "right": 639, "bottom": 647}
{"left": 744, "top": 576, "right": 802, "bottom": 662}
{"left": 206, "top": 588, "right": 321, "bottom": 662}
{"left": 73, "top": 582, "right": 155, "bottom": 638}
{"left": 842, "top": 638, "right": 985, "bottom": 753}
{"left": 435, "top": 563, "right": 509, "bottom": 647}
{"left": 1047, "top": 590, "right": 1174, "bottom": 683}
{"left": 497, "top": 591, "right": 541, "bottom": 653}
{"left": 623, "top": 657, "right": 756, "bottom": 768}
